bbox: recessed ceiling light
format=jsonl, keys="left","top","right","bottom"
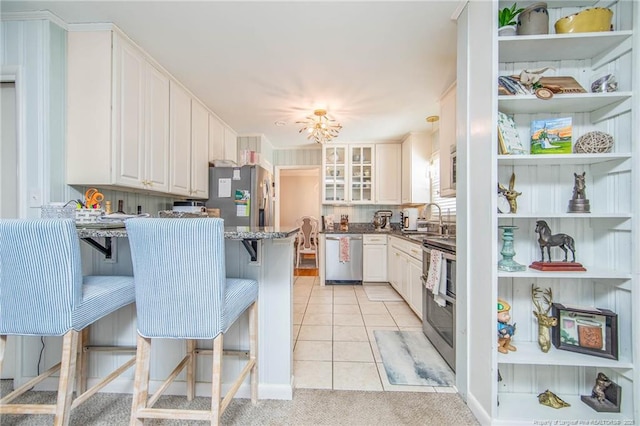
{"left": 274, "top": 120, "right": 286, "bottom": 127}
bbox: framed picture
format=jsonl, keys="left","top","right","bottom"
{"left": 552, "top": 303, "right": 618, "bottom": 360}
{"left": 530, "top": 117, "right": 573, "bottom": 154}
{"left": 498, "top": 112, "right": 527, "bottom": 155}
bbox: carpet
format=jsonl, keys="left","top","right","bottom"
{"left": 0, "top": 380, "right": 480, "bottom": 425}
{"left": 362, "top": 283, "right": 403, "bottom": 301}
{"left": 374, "top": 330, "right": 455, "bottom": 387}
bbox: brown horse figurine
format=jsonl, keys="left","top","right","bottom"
{"left": 535, "top": 220, "right": 576, "bottom": 262}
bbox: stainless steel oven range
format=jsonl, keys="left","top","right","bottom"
{"left": 421, "top": 237, "right": 456, "bottom": 371}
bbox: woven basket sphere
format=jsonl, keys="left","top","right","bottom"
{"left": 574, "top": 131, "right": 613, "bottom": 153}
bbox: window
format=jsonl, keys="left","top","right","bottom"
{"left": 428, "top": 152, "right": 456, "bottom": 219}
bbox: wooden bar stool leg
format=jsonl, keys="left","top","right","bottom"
{"left": 186, "top": 339, "right": 196, "bottom": 401}
{"left": 53, "top": 330, "right": 79, "bottom": 426}
{"left": 130, "top": 334, "right": 151, "bottom": 426}
{"left": 211, "top": 334, "right": 224, "bottom": 425}
{"left": 250, "top": 301, "right": 258, "bottom": 404}
{"left": 76, "top": 327, "right": 90, "bottom": 395}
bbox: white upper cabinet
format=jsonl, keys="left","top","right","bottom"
{"left": 224, "top": 126, "right": 238, "bottom": 164}
{"left": 67, "top": 25, "right": 229, "bottom": 198}
{"left": 143, "top": 63, "right": 171, "bottom": 193}
{"left": 68, "top": 29, "right": 171, "bottom": 192}
{"left": 322, "top": 144, "right": 377, "bottom": 204}
{"left": 375, "top": 144, "right": 402, "bottom": 204}
{"left": 168, "top": 81, "right": 192, "bottom": 196}
{"left": 208, "top": 114, "right": 225, "bottom": 162}
{"left": 439, "top": 82, "right": 456, "bottom": 198}
{"left": 190, "top": 99, "right": 209, "bottom": 198}
{"left": 401, "top": 132, "right": 430, "bottom": 204}
{"left": 209, "top": 113, "right": 238, "bottom": 164}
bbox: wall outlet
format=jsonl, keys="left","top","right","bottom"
{"left": 28, "top": 189, "right": 42, "bottom": 207}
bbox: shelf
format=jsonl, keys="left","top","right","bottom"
{"left": 497, "top": 153, "right": 631, "bottom": 166}
{"left": 498, "top": 0, "right": 598, "bottom": 9}
{"left": 498, "top": 92, "right": 632, "bottom": 114}
{"left": 499, "top": 31, "right": 633, "bottom": 63}
{"left": 498, "top": 268, "right": 631, "bottom": 280}
{"left": 496, "top": 393, "right": 632, "bottom": 424}
{"left": 498, "top": 212, "right": 632, "bottom": 219}
{"left": 498, "top": 341, "right": 633, "bottom": 368}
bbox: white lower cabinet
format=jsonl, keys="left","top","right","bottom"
{"left": 363, "top": 234, "right": 387, "bottom": 282}
{"left": 387, "top": 236, "right": 423, "bottom": 317}
{"left": 407, "top": 256, "right": 423, "bottom": 318}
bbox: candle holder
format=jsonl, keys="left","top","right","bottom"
{"left": 498, "top": 225, "right": 526, "bottom": 272}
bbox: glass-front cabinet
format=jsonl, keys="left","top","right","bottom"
{"left": 322, "top": 144, "right": 374, "bottom": 204}
{"left": 323, "top": 145, "right": 346, "bottom": 203}
{"left": 349, "top": 145, "right": 373, "bottom": 202}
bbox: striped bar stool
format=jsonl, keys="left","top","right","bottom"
{"left": 0, "top": 219, "right": 136, "bottom": 425}
{"left": 125, "top": 218, "right": 258, "bottom": 425}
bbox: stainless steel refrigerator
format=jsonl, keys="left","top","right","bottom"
{"left": 205, "top": 165, "right": 274, "bottom": 227}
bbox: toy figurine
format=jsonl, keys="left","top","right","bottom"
{"left": 538, "top": 389, "right": 571, "bottom": 409}
{"left": 581, "top": 372, "right": 621, "bottom": 413}
{"left": 531, "top": 284, "right": 557, "bottom": 353}
{"left": 497, "top": 299, "right": 517, "bottom": 354}
{"left": 498, "top": 173, "right": 522, "bottom": 214}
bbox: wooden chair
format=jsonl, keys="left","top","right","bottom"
{"left": 125, "top": 218, "right": 258, "bottom": 425}
{"left": 0, "top": 219, "right": 136, "bottom": 426}
{"left": 296, "top": 216, "right": 319, "bottom": 268}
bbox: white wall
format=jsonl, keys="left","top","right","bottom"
{"left": 279, "top": 170, "right": 320, "bottom": 227}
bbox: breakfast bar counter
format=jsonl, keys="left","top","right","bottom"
{"left": 14, "top": 224, "right": 299, "bottom": 401}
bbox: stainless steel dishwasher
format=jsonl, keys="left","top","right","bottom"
{"left": 325, "top": 234, "right": 363, "bottom": 284}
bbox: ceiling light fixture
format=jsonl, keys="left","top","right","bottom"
{"left": 297, "top": 109, "right": 342, "bottom": 144}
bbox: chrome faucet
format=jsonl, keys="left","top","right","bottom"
{"left": 424, "top": 203, "right": 444, "bottom": 235}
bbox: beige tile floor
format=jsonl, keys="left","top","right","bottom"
{"left": 292, "top": 277, "right": 457, "bottom": 394}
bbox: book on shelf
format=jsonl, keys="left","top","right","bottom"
{"left": 498, "top": 111, "right": 527, "bottom": 155}
{"left": 530, "top": 117, "right": 572, "bottom": 155}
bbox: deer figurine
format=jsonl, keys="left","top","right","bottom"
{"left": 498, "top": 172, "right": 522, "bottom": 214}
{"left": 531, "top": 284, "right": 558, "bottom": 353}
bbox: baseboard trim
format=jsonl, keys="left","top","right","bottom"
{"left": 466, "top": 391, "right": 491, "bottom": 426}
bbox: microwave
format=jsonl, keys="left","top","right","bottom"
{"left": 450, "top": 145, "right": 457, "bottom": 190}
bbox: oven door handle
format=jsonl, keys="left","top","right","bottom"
{"left": 421, "top": 275, "right": 456, "bottom": 304}
{"left": 422, "top": 246, "right": 456, "bottom": 261}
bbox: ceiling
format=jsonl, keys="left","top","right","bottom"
{"left": 2, "top": 1, "right": 461, "bottom": 149}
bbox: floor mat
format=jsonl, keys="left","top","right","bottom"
{"left": 374, "top": 330, "right": 455, "bottom": 387}
{"left": 363, "top": 283, "right": 403, "bottom": 301}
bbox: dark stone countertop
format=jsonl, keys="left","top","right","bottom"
{"left": 320, "top": 223, "right": 437, "bottom": 245}
{"left": 76, "top": 225, "right": 299, "bottom": 240}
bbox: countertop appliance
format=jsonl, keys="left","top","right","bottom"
{"left": 421, "top": 236, "right": 456, "bottom": 371}
{"left": 325, "top": 234, "right": 363, "bottom": 284}
{"left": 401, "top": 208, "right": 418, "bottom": 231}
{"left": 205, "top": 165, "right": 273, "bottom": 227}
{"left": 172, "top": 201, "right": 205, "bottom": 213}
{"left": 373, "top": 210, "right": 392, "bottom": 231}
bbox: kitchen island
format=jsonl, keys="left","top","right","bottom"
{"left": 14, "top": 225, "right": 299, "bottom": 401}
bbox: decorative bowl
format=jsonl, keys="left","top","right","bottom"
{"left": 555, "top": 7, "right": 613, "bottom": 34}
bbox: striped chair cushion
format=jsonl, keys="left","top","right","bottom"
{"left": 72, "top": 275, "right": 136, "bottom": 330}
{"left": 126, "top": 218, "right": 258, "bottom": 339}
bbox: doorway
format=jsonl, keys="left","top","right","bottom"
{"left": 275, "top": 166, "right": 321, "bottom": 276}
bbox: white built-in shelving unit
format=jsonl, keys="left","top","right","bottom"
{"left": 493, "top": 0, "right": 638, "bottom": 424}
